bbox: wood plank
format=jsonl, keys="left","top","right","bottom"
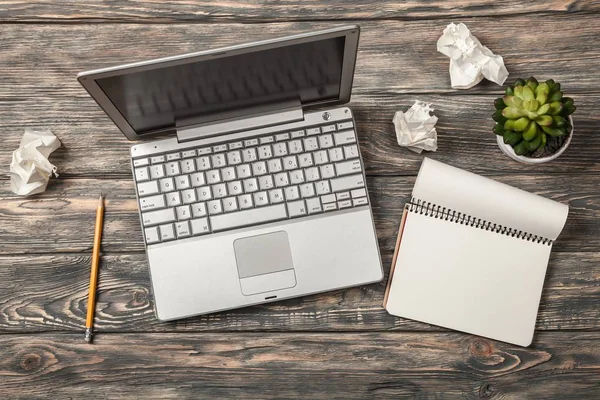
{"left": 2, "top": 1, "right": 598, "bottom": 22}
{"left": 2, "top": 93, "right": 599, "bottom": 179}
{"left": 0, "top": 250, "right": 598, "bottom": 333}
{"left": 0, "top": 332, "right": 598, "bottom": 398}
{"left": 0, "top": 176, "right": 597, "bottom": 255}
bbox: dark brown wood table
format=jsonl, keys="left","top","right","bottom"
{"left": 1, "top": 1, "right": 600, "bottom": 398}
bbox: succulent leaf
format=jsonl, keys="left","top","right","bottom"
{"left": 536, "top": 115, "right": 554, "bottom": 126}
{"left": 513, "top": 141, "right": 529, "bottom": 155}
{"left": 526, "top": 132, "right": 543, "bottom": 151}
{"left": 536, "top": 103, "right": 550, "bottom": 115}
{"left": 514, "top": 78, "right": 526, "bottom": 86}
{"left": 562, "top": 97, "right": 574, "bottom": 108}
{"left": 505, "top": 86, "right": 515, "bottom": 96}
{"left": 503, "top": 131, "right": 522, "bottom": 146}
{"left": 492, "top": 110, "right": 508, "bottom": 124}
{"left": 522, "top": 86, "right": 535, "bottom": 101}
{"left": 548, "top": 101, "right": 564, "bottom": 115}
{"left": 526, "top": 77, "right": 539, "bottom": 91}
{"left": 502, "top": 107, "right": 525, "bottom": 119}
{"left": 502, "top": 95, "right": 523, "bottom": 108}
{"left": 513, "top": 117, "right": 531, "bottom": 132}
{"left": 541, "top": 125, "right": 565, "bottom": 137}
{"left": 522, "top": 121, "right": 538, "bottom": 140}
{"left": 493, "top": 123, "right": 505, "bottom": 136}
{"left": 494, "top": 98, "right": 505, "bottom": 110}
{"left": 514, "top": 85, "right": 524, "bottom": 99}
{"left": 553, "top": 115, "right": 567, "bottom": 128}
{"left": 549, "top": 91, "right": 563, "bottom": 102}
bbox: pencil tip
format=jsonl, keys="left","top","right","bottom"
{"left": 98, "top": 194, "right": 104, "bottom": 207}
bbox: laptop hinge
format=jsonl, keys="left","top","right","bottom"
{"left": 176, "top": 100, "right": 304, "bottom": 143}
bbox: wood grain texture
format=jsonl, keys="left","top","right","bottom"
{"left": 1, "top": 332, "right": 599, "bottom": 399}
{"left": 0, "top": 251, "right": 598, "bottom": 333}
{"left": 1, "top": 0, "right": 598, "bottom": 22}
{"left": 0, "top": 176, "right": 597, "bottom": 255}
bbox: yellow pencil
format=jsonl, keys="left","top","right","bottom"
{"left": 85, "top": 195, "right": 104, "bottom": 343}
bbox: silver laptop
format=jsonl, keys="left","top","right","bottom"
{"left": 77, "top": 25, "right": 383, "bottom": 321}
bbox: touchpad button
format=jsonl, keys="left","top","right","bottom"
{"left": 234, "top": 231, "right": 296, "bottom": 296}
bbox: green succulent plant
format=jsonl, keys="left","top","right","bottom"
{"left": 493, "top": 77, "right": 576, "bottom": 156}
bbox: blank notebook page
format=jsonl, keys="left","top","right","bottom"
{"left": 385, "top": 158, "right": 569, "bottom": 347}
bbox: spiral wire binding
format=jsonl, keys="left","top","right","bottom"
{"left": 407, "top": 197, "right": 553, "bottom": 246}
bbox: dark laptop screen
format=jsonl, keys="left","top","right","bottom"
{"left": 96, "top": 37, "right": 346, "bottom": 134}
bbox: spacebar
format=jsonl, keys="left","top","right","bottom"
{"left": 210, "top": 204, "right": 288, "bottom": 232}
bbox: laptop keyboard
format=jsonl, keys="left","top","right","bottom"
{"left": 132, "top": 119, "right": 369, "bottom": 245}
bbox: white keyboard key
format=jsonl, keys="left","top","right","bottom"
{"left": 175, "top": 175, "right": 191, "bottom": 190}
{"left": 329, "top": 147, "right": 344, "bottom": 162}
{"left": 149, "top": 164, "right": 166, "bottom": 179}
{"left": 337, "top": 121, "right": 354, "bottom": 131}
{"left": 353, "top": 197, "right": 368, "bottom": 206}
{"left": 283, "top": 155, "right": 298, "bottom": 170}
{"left": 229, "top": 141, "right": 243, "bottom": 150}
{"left": 299, "top": 183, "right": 315, "bottom": 198}
{"left": 306, "top": 197, "right": 322, "bottom": 214}
{"left": 175, "top": 221, "right": 191, "bottom": 238}
{"left": 223, "top": 197, "right": 238, "bottom": 212}
{"left": 181, "top": 188, "right": 197, "bottom": 204}
{"left": 290, "top": 169, "right": 305, "bottom": 184}
{"left": 191, "top": 202, "right": 207, "bottom": 218}
{"left": 238, "top": 194, "right": 253, "bottom": 209}
{"left": 227, "top": 150, "right": 242, "bottom": 165}
{"left": 197, "top": 147, "right": 211, "bottom": 155}
{"left": 206, "top": 169, "right": 221, "bottom": 184}
{"left": 306, "top": 127, "right": 321, "bottom": 136}
{"left": 166, "top": 192, "right": 182, "bottom": 207}
{"left": 176, "top": 205, "right": 191, "bottom": 220}
{"left": 315, "top": 180, "right": 331, "bottom": 195}
{"left": 323, "top": 202, "right": 337, "bottom": 212}
{"left": 269, "top": 188, "right": 284, "bottom": 203}
{"left": 290, "top": 130, "right": 305, "bottom": 138}
{"left": 190, "top": 218, "right": 211, "bottom": 235}
{"left": 159, "top": 177, "right": 175, "bottom": 193}
{"left": 151, "top": 155, "right": 166, "bottom": 164}
{"left": 166, "top": 161, "right": 180, "bottom": 176}
{"left": 338, "top": 199, "right": 352, "bottom": 209}
{"left": 142, "top": 208, "right": 176, "bottom": 226}
{"left": 167, "top": 152, "right": 181, "bottom": 161}
{"left": 181, "top": 159, "right": 196, "bottom": 173}
{"left": 321, "top": 194, "right": 336, "bottom": 204}
{"left": 253, "top": 191, "right": 269, "bottom": 207}
{"left": 335, "top": 160, "right": 362, "bottom": 176}
{"left": 133, "top": 158, "right": 149, "bottom": 167}
{"left": 227, "top": 180, "right": 243, "bottom": 195}
{"left": 190, "top": 172, "right": 206, "bottom": 187}
{"left": 344, "top": 144, "right": 359, "bottom": 159}
{"left": 319, "top": 134, "right": 334, "bottom": 149}
{"left": 268, "top": 158, "right": 283, "bottom": 173}
{"left": 252, "top": 161, "right": 267, "bottom": 176}
{"left": 139, "top": 194, "right": 165, "bottom": 212}
{"left": 351, "top": 188, "right": 367, "bottom": 198}
{"left": 334, "top": 130, "right": 357, "bottom": 146}
{"left": 137, "top": 180, "right": 159, "bottom": 196}
{"left": 260, "top": 136, "right": 274, "bottom": 144}
{"left": 196, "top": 156, "right": 211, "bottom": 171}
{"left": 273, "top": 142, "right": 288, "bottom": 156}
{"left": 322, "top": 125, "right": 336, "bottom": 133}
{"left": 144, "top": 226, "right": 160, "bottom": 244}
{"left": 151, "top": 222, "right": 174, "bottom": 243}
{"left": 210, "top": 204, "right": 287, "bottom": 232}
{"left": 337, "top": 192, "right": 350, "bottom": 201}
{"left": 275, "top": 133, "right": 290, "bottom": 141}
{"left": 196, "top": 186, "right": 212, "bottom": 201}
{"left": 288, "top": 139, "right": 303, "bottom": 154}
{"left": 236, "top": 164, "right": 252, "bottom": 179}
{"left": 285, "top": 186, "right": 300, "bottom": 201}
{"left": 259, "top": 175, "right": 274, "bottom": 190}
{"left": 213, "top": 183, "right": 228, "bottom": 199}
{"left": 305, "top": 167, "right": 320, "bottom": 182}
{"left": 298, "top": 153, "right": 314, "bottom": 167}
{"left": 244, "top": 138, "right": 259, "bottom": 147}
{"left": 242, "top": 148, "right": 257, "bottom": 162}
{"left": 221, "top": 166, "right": 236, "bottom": 181}
{"left": 303, "top": 137, "right": 318, "bottom": 151}
{"left": 258, "top": 145, "right": 273, "bottom": 160}
{"left": 207, "top": 200, "right": 223, "bottom": 215}
{"left": 213, "top": 144, "right": 227, "bottom": 153}
{"left": 212, "top": 154, "right": 226, "bottom": 168}
{"left": 135, "top": 167, "right": 150, "bottom": 182}
{"left": 313, "top": 150, "right": 329, "bottom": 165}
{"left": 182, "top": 150, "right": 196, "bottom": 158}
{"left": 320, "top": 164, "right": 335, "bottom": 179}
{"left": 243, "top": 177, "right": 259, "bottom": 193}
{"left": 274, "top": 172, "right": 290, "bottom": 187}
{"left": 287, "top": 200, "right": 307, "bottom": 217}
{"left": 330, "top": 174, "right": 365, "bottom": 192}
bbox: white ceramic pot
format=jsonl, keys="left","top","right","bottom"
{"left": 496, "top": 116, "right": 573, "bottom": 164}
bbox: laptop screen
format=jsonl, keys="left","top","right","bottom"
{"left": 95, "top": 37, "right": 346, "bottom": 135}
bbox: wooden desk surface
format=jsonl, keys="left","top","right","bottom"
{"left": 1, "top": 2, "right": 599, "bottom": 398}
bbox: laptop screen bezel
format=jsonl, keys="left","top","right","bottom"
{"left": 77, "top": 26, "right": 360, "bottom": 141}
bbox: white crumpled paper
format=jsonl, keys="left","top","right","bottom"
{"left": 10, "top": 129, "right": 61, "bottom": 196}
{"left": 393, "top": 101, "right": 438, "bottom": 154}
{"left": 437, "top": 22, "right": 509, "bottom": 89}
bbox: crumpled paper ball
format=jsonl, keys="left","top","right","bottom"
{"left": 437, "top": 22, "right": 509, "bottom": 89}
{"left": 393, "top": 101, "right": 438, "bottom": 154}
{"left": 10, "top": 128, "right": 61, "bottom": 196}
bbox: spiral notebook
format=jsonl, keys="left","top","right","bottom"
{"left": 384, "top": 158, "right": 569, "bottom": 346}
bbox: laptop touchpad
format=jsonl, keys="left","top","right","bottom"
{"left": 234, "top": 231, "right": 297, "bottom": 296}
